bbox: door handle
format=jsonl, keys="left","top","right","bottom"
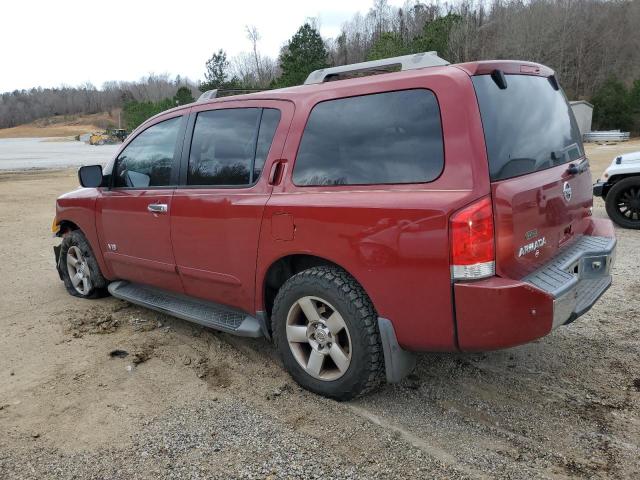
{"left": 147, "top": 203, "right": 168, "bottom": 214}
{"left": 269, "top": 159, "right": 287, "bottom": 186}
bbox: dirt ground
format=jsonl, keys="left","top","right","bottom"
{"left": 587, "top": 139, "right": 640, "bottom": 179}
{"left": 0, "top": 111, "right": 120, "bottom": 139}
{"left": 0, "top": 148, "right": 639, "bottom": 478}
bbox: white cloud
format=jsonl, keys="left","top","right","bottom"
{"left": 1, "top": 0, "right": 405, "bottom": 92}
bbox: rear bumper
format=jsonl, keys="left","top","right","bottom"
{"left": 526, "top": 235, "right": 615, "bottom": 328}
{"left": 454, "top": 220, "right": 616, "bottom": 351}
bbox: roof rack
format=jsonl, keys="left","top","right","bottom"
{"left": 304, "top": 51, "right": 449, "bottom": 85}
{"left": 197, "top": 88, "right": 273, "bottom": 102}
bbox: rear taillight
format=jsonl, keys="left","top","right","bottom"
{"left": 450, "top": 196, "right": 495, "bottom": 281}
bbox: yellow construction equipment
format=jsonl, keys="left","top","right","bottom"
{"left": 89, "top": 128, "right": 127, "bottom": 145}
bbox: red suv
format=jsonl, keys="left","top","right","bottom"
{"left": 53, "top": 53, "right": 616, "bottom": 399}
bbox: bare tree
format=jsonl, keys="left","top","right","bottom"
{"left": 246, "top": 25, "right": 264, "bottom": 85}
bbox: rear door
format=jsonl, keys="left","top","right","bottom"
{"left": 96, "top": 113, "right": 186, "bottom": 292}
{"left": 170, "top": 100, "right": 293, "bottom": 313}
{"left": 472, "top": 73, "right": 591, "bottom": 279}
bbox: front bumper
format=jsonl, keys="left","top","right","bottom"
{"left": 454, "top": 224, "right": 616, "bottom": 351}
{"left": 593, "top": 181, "right": 608, "bottom": 197}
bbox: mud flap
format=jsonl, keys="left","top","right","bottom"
{"left": 378, "top": 317, "right": 416, "bottom": 383}
{"left": 53, "top": 245, "right": 63, "bottom": 280}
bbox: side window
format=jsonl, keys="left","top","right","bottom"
{"left": 187, "top": 107, "right": 280, "bottom": 186}
{"left": 292, "top": 89, "right": 444, "bottom": 186}
{"left": 114, "top": 117, "right": 181, "bottom": 188}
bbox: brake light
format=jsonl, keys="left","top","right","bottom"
{"left": 450, "top": 196, "right": 495, "bottom": 281}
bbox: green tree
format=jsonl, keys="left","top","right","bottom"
{"left": 174, "top": 86, "right": 194, "bottom": 106}
{"left": 410, "top": 13, "right": 461, "bottom": 57}
{"left": 628, "top": 79, "right": 640, "bottom": 135}
{"left": 122, "top": 98, "right": 174, "bottom": 131}
{"left": 591, "top": 77, "right": 633, "bottom": 132}
{"left": 200, "top": 49, "right": 239, "bottom": 92}
{"left": 367, "top": 32, "right": 406, "bottom": 61}
{"left": 630, "top": 79, "right": 640, "bottom": 110}
{"left": 276, "top": 23, "right": 328, "bottom": 87}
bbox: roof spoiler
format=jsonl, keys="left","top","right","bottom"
{"left": 304, "top": 51, "right": 449, "bottom": 85}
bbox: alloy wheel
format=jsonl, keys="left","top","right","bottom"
{"left": 66, "top": 246, "right": 92, "bottom": 295}
{"left": 286, "top": 296, "right": 352, "bottom": 381}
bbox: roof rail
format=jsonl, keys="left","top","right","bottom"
{"left": 304, "top": 51, "right": 449, "bottom": 85}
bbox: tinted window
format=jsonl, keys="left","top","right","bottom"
{"left": 472, "top": 75, "right": 584, "bottom": 181}
{"left": 114, "top": 117, "right": 181, "bottom": 188}
{"left": 188, "top": 108, "right": 280, "bottom": 186}
{"left": 293, "top": 90, "right": 444, "bottom": 186}
{"left": 254, "top": 109, "right": 280, "bottom": 180}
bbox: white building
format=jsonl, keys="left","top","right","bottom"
{"left": 569, "top": 100, "right": 594, "bottom": 135}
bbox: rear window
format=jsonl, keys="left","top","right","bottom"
{"left": 472, "top": 75, "right": 584, "bottom": 182}
{"left": 292, "top": 89, "right": 444, "bottom": 186}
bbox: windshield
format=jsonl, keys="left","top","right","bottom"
{"left": 472, "top": 74, "right": 584, "bottom": 182}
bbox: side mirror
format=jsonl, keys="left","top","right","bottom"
{"left": 78, "top": 165, "right": 104, "bottom": 188}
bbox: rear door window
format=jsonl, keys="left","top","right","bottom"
{"left": 187, "top": 108, "right": 280, "bottom": 186}
{"left": 472, "top": 74, "right": 584, "bottom": 181}
{"left": 114, "top": 117, "right": 181, "bottom": 188}
{"left": 292, "top": 89, "right": 444, "bottom": 186}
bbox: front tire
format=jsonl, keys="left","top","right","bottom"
{"left": 272, "top": 266, "right": 384, "bottom": 400}
{"left": 605, "top": 177, "right": 640, "bottom": 229}
{"left": 59, "top": 230, "right": 108, "bottom": 298}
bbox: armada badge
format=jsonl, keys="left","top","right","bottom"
{"left": 518, "top": 237, "right": 546, "bottom": 257}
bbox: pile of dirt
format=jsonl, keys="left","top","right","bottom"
{"left": 64, "top": 307, "right": 120, "bottom": 337}
{"left": 0, "top": 110, "right": 121, "bottom": 139}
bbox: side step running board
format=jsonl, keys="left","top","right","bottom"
{"left": 108, "top": 281, "right": 262, "bottom": 338}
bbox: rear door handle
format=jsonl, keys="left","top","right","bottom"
{"left": 269, "top": 159, "right": 287, "bottom": 186}
{"left": 147, "top": 203, "right": 168, "bottom": 213}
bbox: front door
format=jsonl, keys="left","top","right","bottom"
{"left": 96, "top": 113, "right": 187, "bottom": 292}
{"left": 171, "top": 100, "right": 293, "bottom": 313}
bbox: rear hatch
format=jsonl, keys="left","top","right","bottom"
{"left": 472, "top": 72, "right": 592, "bottom": 280}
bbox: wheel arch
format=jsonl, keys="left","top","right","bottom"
{"left": 260, "top": 253, "right": 372, "bottom": 334}
{"left": 56, "top": 219, "right": 81, "bottom": 237}
{"left": 603, "top": 174, "right": 640, "bottom": 198}
{"left": 54, "top": 214, "right": 113, "bottom": 280}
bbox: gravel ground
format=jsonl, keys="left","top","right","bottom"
{"left": 0, "top": 161, "right": 638, "bottom": 479}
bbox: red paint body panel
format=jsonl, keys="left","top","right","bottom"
{"left": 492, "top": 162, "right": 594, "bottom": 279}
{"left": 55, "top": 188, "right": 110, "bottom": 277}
{"left": 96, "top": 188, "right": 182, "bottom": 292}
{"left": 454, "top": 277, "right": 554, "bottom": 351}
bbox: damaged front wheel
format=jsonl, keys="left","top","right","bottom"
{"left": 58, "top": 230, "right": 108, "bottom": 298}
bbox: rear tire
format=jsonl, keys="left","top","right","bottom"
{"left": 605, "top": 177, "right": 640, "bottom": 229}
{"left": 272, "top": 266, "right": 385, "bottom": 400}
{"left": 59, "top": 230, "right": 108, "bottom": 298}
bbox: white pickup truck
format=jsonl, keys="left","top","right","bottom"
{"left": 593, "top": 151, "right": 640, "bottom": 229}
